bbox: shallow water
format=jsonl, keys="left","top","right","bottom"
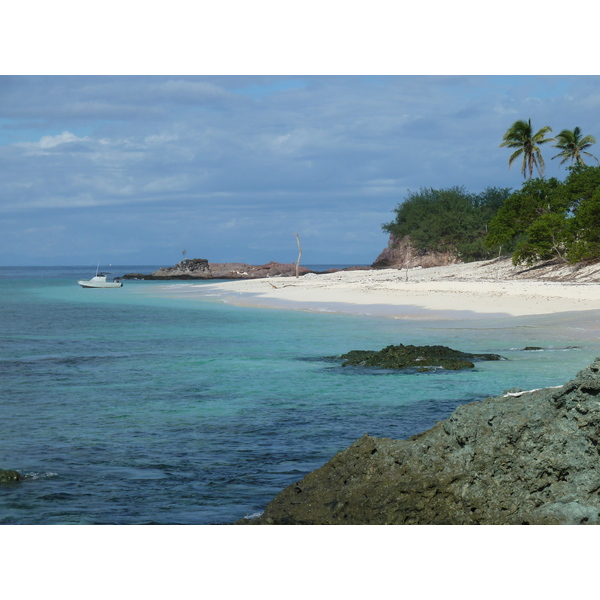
{"left": 2, "top": 266, "right": 600, "bottom": 524}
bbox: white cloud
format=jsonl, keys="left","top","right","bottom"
{"left": 143, "top": 133, "right": 179, "bottom": 146}
{"left": 39, "top": 131, "right": 86, "bottom": 148}
{"left": 13, "top": 131, "right": 91, "bottom": 154}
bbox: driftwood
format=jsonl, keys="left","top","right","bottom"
{"left": 269, "top": 282, "right": 296, "bottom": 289}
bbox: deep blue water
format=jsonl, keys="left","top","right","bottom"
{"left": 2, "top": 265, "right": 600, "bottom": 524}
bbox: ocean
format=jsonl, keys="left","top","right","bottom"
{"left": 2, "top": 265, "right": 600, "bottom": 524}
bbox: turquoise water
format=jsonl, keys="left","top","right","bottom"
{"left": 2, "top": 266, "right": 600, "bottom": 524}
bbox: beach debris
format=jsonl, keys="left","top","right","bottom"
{"left": 269, "top": 282, "right": 296, "bottom": 289}
{"left": 504, "top": 386, "right": 563, "bottom": 397}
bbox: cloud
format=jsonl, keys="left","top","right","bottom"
{"left": 2, "top": 75, "right": 600, "bottom": 265}
{"left": 13, "top": 131, "right": 91, "bottom": 155}
{"left": 39, "top": 131, "right": 85, "bottom": 148}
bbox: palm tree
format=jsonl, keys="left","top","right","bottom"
{"left": 500, "top": 119, "right": 554, "bottom": 179}
{"left": 551, "top": 126, "right": 598, "bottom": 166}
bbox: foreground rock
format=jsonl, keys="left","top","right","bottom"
{"left": 238, "top": 359, "right": 600, "bottom": 524}
{"left": 0, "top": 469, "right": 21, "bottom": 483}
{"left": 338, "top": 344, "right": 504, "bottom": 371}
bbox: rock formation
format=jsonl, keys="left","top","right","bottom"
{"left": 0, "top": 469, "right": 21, "bottom": 483}
{"left": 123, "top": 258, "right": 373, "bottom": 280}
{"left": 337, "top": 344, "right": 504, "bottom": 371}
{"left": 238, "top": 359, "right": 600, "bottom": 525}
{"left": 372, "top": 234, "right": 459, "bottom": 269}
{"left": 123, "top": 258, "right": 315, "bottom": 280}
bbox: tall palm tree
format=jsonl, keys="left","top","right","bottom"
{"left": 500, "top": 119, "right": 554, "bottom": 179}
{"left": 551, "top": 126, "right": 598, "bottom": 166}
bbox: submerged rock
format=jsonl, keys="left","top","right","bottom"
{"left": 521, "top": 346, "right": 581, "bottom": 352}
{"left": 337, "top": 344, "right": 504, "bottom": 371}
{"left": 0, "top": 469, "right": 21, "bottom": 483}
{"left": 238, "top": 359, "right": 600, "bottom": 525}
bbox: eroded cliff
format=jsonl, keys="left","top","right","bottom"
{"left": 372, "top": 234, "right": 459, "bottom": 269}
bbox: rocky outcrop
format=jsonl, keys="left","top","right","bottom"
{"left": 124, "top": 258, "right": 374, "bottom": 280}
{"left": 337, "top": 344, "right": 504, "bottom": 371}
{"left": 372, "top": 234, "right": 459, "bottom": 269}
{"left": 0, "top": 469, "right": 21, "bottom": 483}
{"left": 123, "top": 258, "right": 314, "bottom": 280}
{"left": 238, "top": 359, "right": 600, "bottom": 525}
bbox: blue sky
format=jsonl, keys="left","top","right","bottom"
{"left": 1, "top": 74, "right": 600, "bottom": 266}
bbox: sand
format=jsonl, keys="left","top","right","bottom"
{"left": 164, "top": 258, "right": 600, "bottom": 320}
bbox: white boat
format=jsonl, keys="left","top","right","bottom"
{"left": 78, "top": 267, "right": 123, "bottom": 288}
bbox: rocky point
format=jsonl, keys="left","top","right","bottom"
{"left": 238, "top": 359, "right": 600, "bottom": 525}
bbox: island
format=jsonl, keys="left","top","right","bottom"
{"left": 122, "top": 258, "right": 371, "bottom": 280}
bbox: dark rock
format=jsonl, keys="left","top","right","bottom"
{"left": 337, "top": 344, "right": 504, "bottom": 371}
{"left": 0, "top": 469, "right": 21, "bottom": 483}
{"left": 238, "top": 359, "right": 600, "bottom": 525}
{"left": 521, "top": 346, "right": 581, "bottom": 352}
{"left": 121, "top": 273, "right": 151, "bottom": 280}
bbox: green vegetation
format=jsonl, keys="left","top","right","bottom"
{"left": 382, "top": 121, "right": 600, "bottom": 269}
{"left": 552, "top": 127, "right": 598, "bottom": 166}
{"left": 486, "top": 165, "right": 600, "bottom": 265}
{"left": 382, "top": 167, "right": 600, "bottom": 267}
{"left": 382, "top": 186, "right": 511, "bottom": 262}
{"left": 500, "top": 119, "right": 554, "bottom": 179}
{"left": 500, "top": 120, "right": 598, "bottom": 178}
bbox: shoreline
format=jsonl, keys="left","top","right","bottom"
{"left": 151, "top": 258, "right": 600, "bottom": 320}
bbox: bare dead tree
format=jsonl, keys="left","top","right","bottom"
{"left": 496, "top": 246, "right": 502, "bottom": 281}
{"left": 405, "top": 243, "right": 413, "bottom": 281}
{"left": 294, "top": 233, "right": 302, "bottom": 278}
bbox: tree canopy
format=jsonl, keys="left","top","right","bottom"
{"left": 381, "top": 128, "right": 600, "bottom": 269}
{"left": 500, "top": 119, "right": 554, "bottom": 179}
{"left": 552, "top": 127, "right": 598, "bottom": 166}
{"left": 486, "top": 165, "right": 600, "bottom": 265}
{"left": 383, "top": 186, "right": 511, "bottom": 262}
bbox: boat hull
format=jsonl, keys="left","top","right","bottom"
{"left": 78, "top": 280, "right": 123, "bottom": 288}
{"left": 78, "top": 270, "right": 123, "bottom": 288}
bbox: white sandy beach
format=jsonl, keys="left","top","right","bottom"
{"left": 172, "top": 258, "right": 600, "bottom": 319}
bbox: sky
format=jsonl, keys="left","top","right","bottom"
{"left": 1, "top": 7, "right": 598, "bottom": 267}
{"left": 2, "top": 75, "right": 600, "bottom": 267}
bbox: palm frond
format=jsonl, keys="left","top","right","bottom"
{"left": 507, "top": 148, "right": 523, "bottom": 167}
{"left": 582, "top": 150, "right": 599, "bottom": 163}
{"left": 550, "top": 127, "right": 597, "bottom": 167}
{"left": 501, "top": 119, "right": 553, "bottom": 178}
{"left": 534, "top": 148, "right": 546, "bottom": 176}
